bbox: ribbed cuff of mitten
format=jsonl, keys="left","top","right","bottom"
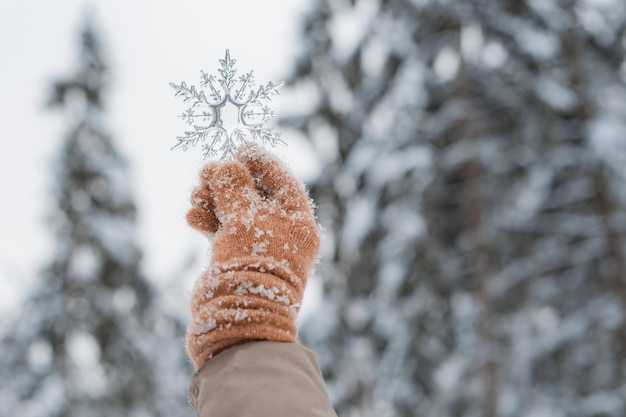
{"left": 186, "top": 258, "right": 305, "bottom": 370}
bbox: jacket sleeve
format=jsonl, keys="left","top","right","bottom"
{"left": 188, "top": 341, "right": 338, "bottom": 417}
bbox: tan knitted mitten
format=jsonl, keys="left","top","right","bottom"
{"left": 185, "top": 144, "right": 320, "bottom": 370}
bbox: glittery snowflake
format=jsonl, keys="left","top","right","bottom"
{"left": 170, "top": 50, "right": 285, "bottom": 160}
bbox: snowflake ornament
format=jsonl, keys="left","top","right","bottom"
{"left": 170, "top": 50, "right": 285, "bottom": 160}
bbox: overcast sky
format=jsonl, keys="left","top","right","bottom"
{"left": 0, "top": 0, "right": 321, "bottom": 318}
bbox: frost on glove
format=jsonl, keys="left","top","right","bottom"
{"left": 185, "top": 144, "right": 320, "bottom": 370}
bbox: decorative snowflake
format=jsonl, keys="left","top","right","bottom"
{"left": 170, "top": 50, "right": 285, "bottom": 160}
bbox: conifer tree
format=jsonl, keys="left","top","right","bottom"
{"left": 0, "top": 20, "right": 192, "bottom": 417}
{"left": 285, "top": 1, "right": 626, "bottom": 416}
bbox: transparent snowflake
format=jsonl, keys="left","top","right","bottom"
{"left": 170, "top": 50, "right": 285, "bottom": 160}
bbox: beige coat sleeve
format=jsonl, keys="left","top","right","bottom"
{"left": 188, "top": 341, "right": 338, "bottom": 417}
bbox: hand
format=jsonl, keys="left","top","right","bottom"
{"left": 185, "top": 144, "right": 320, "bottom": 370}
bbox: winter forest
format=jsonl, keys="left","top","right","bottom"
{"left": 2, "top": 0, "right": 626, "bottom": 416}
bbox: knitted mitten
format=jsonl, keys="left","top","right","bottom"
{"left": 185, "top": 144, "right": 320, "bottom": 370}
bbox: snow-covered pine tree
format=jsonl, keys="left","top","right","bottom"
{"left": 284, "top": 1, "right": 626, "bottom": 416}
{"left": 0, "top": 21, "right": 192, "bottom": 417}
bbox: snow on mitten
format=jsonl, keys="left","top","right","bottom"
{"left": 185, "top": 144, "right": 320, "bottom": 370}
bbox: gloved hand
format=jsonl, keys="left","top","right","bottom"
{"left": 185, "top": 144, "right": 320, "bottom": 370}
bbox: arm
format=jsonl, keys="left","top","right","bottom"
{"left": 188, "top": 342, "right": 336, "bottom": 417}
{"left": 184, "top": 144, "right": 337, "bottom": 417}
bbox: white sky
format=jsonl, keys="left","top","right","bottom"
{"left": 0, "top": 0, "right": 321, "bottom": 319}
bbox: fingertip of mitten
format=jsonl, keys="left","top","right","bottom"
{"left": 187, "top": 207, "right": 220, "bottom": 234}
{"left": 191, "top": 187, "right": 215, "bottom": 211}
{"left": 237, "top": 143, "right": 275, "bottom": 176}
{"left": 236, "top": 142, "right": 262, "bottom": 160}
{"left": 200, "top": 163, "right": 220, "bottom": 184}
{"left": 213, "top": 161, "right": 254, "bottom": 190}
